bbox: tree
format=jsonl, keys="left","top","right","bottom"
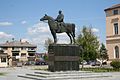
{"left": 99, "top": 43, "right": 108, "bottom": 67}
{"left": 76, "top": 26, "right": 99, "bottom": 62}
{"left": 43, "top": 53, "right": 48, "bottom": 61}
{"left": 44, "top": 38, "right": 53, "bottom": 51}
{"left": 110, "top": 60, "right": 120, "bottom": 70}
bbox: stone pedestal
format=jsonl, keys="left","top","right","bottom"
{"left": 48, "top": 44, "right": 80, "bottom": 72}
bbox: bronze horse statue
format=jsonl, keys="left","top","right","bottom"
{"left": 40, "top": 14, "right": 75, "bottom": 44}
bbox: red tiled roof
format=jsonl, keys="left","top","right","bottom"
{"left": 104, "top": 4, "right": 120, "bottom": 11}
{"left": 0, "top": 41, "right": 37, "bottom": 47}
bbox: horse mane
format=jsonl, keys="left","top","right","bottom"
{"left": 47, "top": 15, "right": 55, "bottom": 21}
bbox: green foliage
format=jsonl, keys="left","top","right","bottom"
{"left": 0, "top": 73, "right": 6, "bottom": 76}
{"left": 80, "top": 67, "right": 120, "bottom": 72}
{"left": 44, "top": 38, "right": 53, "bottom": 51}
{"left": 99, "top": 43, "right": 108, "bottom": 60}
{"left": 110, "top": 60, "right": 120, "bottom": 70}
{"left": 98, "top": 43, "right": 108, "bottom": 67}
{"left": 43, "top": 54, "right": 48, "bottom": 61}
{"left": 76, "top": 26, "right": 99, "bottom": 61}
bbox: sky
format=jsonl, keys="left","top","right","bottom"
{"left": 0, "top": 0, "right": 120, "bottom": 53}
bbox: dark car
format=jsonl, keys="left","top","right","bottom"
{"left": 90, "top": 61, "right": 100, "bottom": 66}
{"left": 35, "top": 61, "right": 47, "bottom": 65}
{"left": 35, "top": 58, "right": 48, "bottom": 65}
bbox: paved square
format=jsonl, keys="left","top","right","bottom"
{"left": 0, "top": 66, "right": 120, "bottom": 80}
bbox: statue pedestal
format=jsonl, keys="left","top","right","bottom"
{"left": 48, "top": 44, "right": 80, "bottom": 72}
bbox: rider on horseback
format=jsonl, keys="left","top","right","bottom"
{"left": 55, "top": 10, "right": 64, "bottom": 32}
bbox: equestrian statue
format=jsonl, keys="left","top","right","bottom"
{"left": 40, "top": 10, "right": 75, "bottom": 44}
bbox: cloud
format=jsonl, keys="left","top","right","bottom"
{"left": 28, "top": 22, "right": 49, "bottom": 35}
{"left": 27, "top": 22, "right": 82, "bottom": 52}
{"left": 21, "top": 20, "right": 27, "bottom": 24}
{"left": 91, "top": 28, "right": 99, "bottom": 33}
{"left": 27, "top": 22, "right": 51, "bottom": 52}
{"left": 28, "top": 25, "right": 70, "bottom": 44}
{"left": 27, "top": 33, "right": 70, "bottom": 52}
{"left": 27, "top": 22, "right": 71, "bottom": 52}
{"left": 0, "top": 32, "right": 14, "bottom": 38}
{"left": 57, "top": 33, "right": 70, "bottom": 44}
{"left": 0, "top": 22, "right": 13, "bottom": 26}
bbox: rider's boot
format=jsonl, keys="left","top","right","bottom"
{"left": 57, "top": 23, "right": 61, "bottom": 32}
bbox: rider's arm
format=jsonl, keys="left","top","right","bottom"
{"left": 58, "top": 14, "right": 64, "bottom": 22}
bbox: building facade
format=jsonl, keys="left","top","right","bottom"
{"left": 0, "top": 50, "right": 7, "bottom": 67}
{"left": 105, "top": 4, "right": 120, "bottom": 60}
{"left": 0, "top": 40, "right": 37, "bottom": 66}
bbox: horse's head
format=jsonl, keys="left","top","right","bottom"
{"left": 40, "top": 14, "right": 54, "bottom": 22}
{"left": 40, "top": 14, "right": 49, "bottom": 21}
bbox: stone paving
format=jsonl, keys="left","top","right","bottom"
{"left": 0, "top": 66, "right": 120, "bottom": 80}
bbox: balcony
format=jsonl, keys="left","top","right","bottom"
{"left": 27, "top": 48, "right": 36, "bottom": 52}
{"left": 27, "top": 50, "right": 36, "bottom": 53}
{"left": 12, "top": 49, "right": 20, "bottom": 52}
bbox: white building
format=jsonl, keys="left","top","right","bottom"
{"left": 0, "top": 40, "right": 37, "bottom": 66}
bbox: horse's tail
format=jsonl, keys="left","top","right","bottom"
{"left": 72, "top": 24, "right": 75, "bottom": 37}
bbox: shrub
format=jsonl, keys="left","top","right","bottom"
{"left": 110, "top": 60, "right": 120, "bottom": 70}
{"left": 0, "top": 73, "right": 6, "bottom": 76}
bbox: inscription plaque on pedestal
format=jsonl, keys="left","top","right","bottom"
{"left": 48, "top": 44, "right": 80, "bottom": 72}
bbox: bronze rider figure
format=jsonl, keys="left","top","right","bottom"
{"left": 55, "top": 10, "right": 64, "bottom": 32}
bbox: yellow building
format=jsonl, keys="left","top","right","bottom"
{"left": 0, "top": 40, "right": 37, "bottom": 66}
{"left": 105, "top": 4, "right": 120, "bottom": 60}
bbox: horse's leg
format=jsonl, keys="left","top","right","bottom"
{"left": 51, "top": 30, "right": 57, "bottom": 43}
{"left": 66, "top": 32, "right": 72, "bottom": 44}
{"left": 70, "top": 33, "right": 75, "bottom": 44}
{"left": 71, "top": 24, "right": 75, "bottom": 44}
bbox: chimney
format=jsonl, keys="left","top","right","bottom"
{"left": 6, "top": 40, "right": 9, "bottom": 43}
{"left": 12, "top": 38, "right": 14, "bottom": 41}
{"left": 20, "top": 39, "right": 22, "bottom": 42}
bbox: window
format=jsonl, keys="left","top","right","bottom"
{"left": 12, "top": 47, "right": 19, "bottom": 51}
{"left": 115, "top": 46, "right": 119, "bottom": 58}
{"left": 28, "top": 48, "right": 35, "bottom": 51}
{"left": 21, "top": 53, "right": 26, "bottom": 57}
{"left": 3, "top": 47, "right": 7, "bottom": 50}
{"left": 114, "top": 23, "right": 118, "bottom": 35}
{"left": 12, "top": 53, "right": 19, "bottom": 56}
{"left": 113, "top": 10, "right": 118, "bottom": 15}
{"left": 1, "top": 57, "right": 6, "bottom": 62}
{"left": 28, "top": 53, "right": 34, "bottom": 56}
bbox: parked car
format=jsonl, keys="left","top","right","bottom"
{"left": 90, "top": 61, "right": 100, "bottom": 66}
{"left": 81, "top": 60, "right": 88, "bottom": 65}
{"left": 35, "top": 61, "right": 47, "bottom": 65}
{"left": 102, "top": 61, "right": 107, "bottom": 65}
{"left": 25, "top": 61, "right": 35, "bottom": 65}
{"left": 35, "top": 58, "right": 48, "bottom": 65}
